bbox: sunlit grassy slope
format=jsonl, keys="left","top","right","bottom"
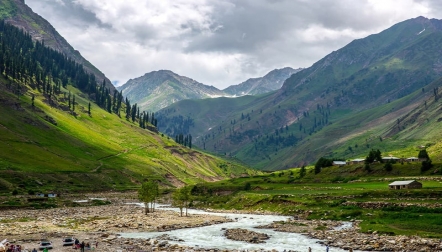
{"left": 0, "top": 76, "right": 258, "bottom": 193}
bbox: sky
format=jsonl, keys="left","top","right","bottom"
{"left": 25, "top": 0, "right": 442, "bottom": 89}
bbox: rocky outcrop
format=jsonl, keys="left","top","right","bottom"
{"left": 223, "top": 228, "right": 270, "bottom": 243}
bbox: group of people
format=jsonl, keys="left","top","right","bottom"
{"left": 307, "top": 246, "right": 353, "bottom": 252}
{"left": 4, "top": 244, "right": 22, "bottom": 252}
{"left": 74, "top": 239, "right": 98, "bottom": 251}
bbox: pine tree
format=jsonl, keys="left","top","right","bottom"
{"left": 72, "top": 95, "right": 75, "bottom": 111}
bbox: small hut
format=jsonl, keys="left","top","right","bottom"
{"left": 349, "top": 158, "right": 365, "bottom": 165}
{"left": 406, "top": 157, "right": 419, "bottom": 162}
{"left": 388, "top": 180, "right": 422, "bottom": 190}
{"left": 332, "top": 161, "right": 346, "bottom": 167}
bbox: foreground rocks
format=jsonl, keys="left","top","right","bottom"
{"left": 224, "top": 228, "right": 270, "bottom": 243}
{"left": 260, "top": 219, "right": 442, "bottom": 251}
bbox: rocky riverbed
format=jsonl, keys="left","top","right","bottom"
{"left": 259, "top": 219, "right": 442, "bottom": 251}
{"left": 2, "top": 192, "right": 442, "bottom": 252}
{"left": 0, "top": 193, "right": 231, "bottom": 252}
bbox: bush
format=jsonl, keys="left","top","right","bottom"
{"left": 244, "top": 182, "right": 251, "bottom": 190}
{"left": 364, "top": 163, "right": 371, "bottom": 172}
{"left": 384, "top": 162, "right": 393, "bottom": 172}
{"left": 421, "top": 160, "right": 433, "bottom": 173}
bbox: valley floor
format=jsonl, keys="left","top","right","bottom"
{"left": 0, "top": 192, "right": 441, "bottom": 252}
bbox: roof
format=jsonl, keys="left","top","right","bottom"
{"left": 333, "top": 161, "right": 346, "bottom": 165}
{"left": 382, "top": 157, "right": 400, "bottom": 160}
{"left": 351, "top": 158, "right": 365, "bottom": 162}
{"left": 389, "top": 180, "right": 421, "bottom": 186}
{"left": 407, "top": 157, "right": 418, "bottom": 159}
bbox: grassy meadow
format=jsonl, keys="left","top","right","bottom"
{"left": 0, "top": 75, "right": 257, "bottom": 196}
{"left": 189, "top": 163, "right": 442, "bottom": 238}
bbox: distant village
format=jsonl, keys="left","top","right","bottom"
{"left": 331, "top": 156, "right": 425, "bottom": 166}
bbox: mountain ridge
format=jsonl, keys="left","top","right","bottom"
{"left": 118, "top": 67, "right": 298, "bottom": 112}
{"left": 157, "top": 16, "right": 442, "bottom": 170}
{"left": 0, "top": 2, "right": 256, "bottom": 192}
{"left": 223, "top": 67, "right": 302, "bottom": 96}
{"left": 1, "top": 0, "right": 115, "bottom": 91}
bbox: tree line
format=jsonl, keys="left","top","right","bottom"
{"left": 0, "top": 20, "right": 163, "bottom": 133}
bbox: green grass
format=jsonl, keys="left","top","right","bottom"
{"left": 188, "top": 164, "right": 442, "bottom": 238}
{"left": 0, "top": 0, "right": 17, "bottom": 19}
{"left": 0, "top": 75, "right": 258, "bottom": 193}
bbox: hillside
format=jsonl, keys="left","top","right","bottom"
{"left": 223, "top": 67, "right": 302, "bottom": 96}
{"left": 0, "top": 0, "right": 114, "bottom": 91}
{"left": 0, "top": 21, "right": 257, "bottom": 194}
{"left": 157, "top": 16, "right": 442, "bottom": 170}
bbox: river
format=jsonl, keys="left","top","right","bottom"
{"left": 120, "top": 204, "right": 354, "bottom": 252}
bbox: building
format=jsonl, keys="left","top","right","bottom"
{"left": 349, "top": 158, "right": 365, "bottom": 164}
{"left": 382, "top": 157, "right": 400, "bottom": 162}
{"left": 406, "top": 157, "right": 419, "bottom": 162}
{"left": 388, "top": 180, "right": 422, "bottom": 190}
{"left": 332, "top": 161, "right": 346, "bottom": 166}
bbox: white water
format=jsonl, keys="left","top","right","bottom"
{"left": 120, "top": 204, "right": 354, "bottom": 252}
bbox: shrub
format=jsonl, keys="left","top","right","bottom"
{"left": 421, "top": 160, "right": 433, "bottom": 173}
{"left": 384, "top": 162, "right": 393, "bottom": 172}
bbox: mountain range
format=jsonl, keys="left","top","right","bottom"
{"left": 1, "top": 0, "right": 442, "bottom": 189}
{"left": 117, "top": 67, "right": 301, "bottom": 112}
{"left": 0, "top": 0, "right": 256, "bottom": 192}
{"left": 157, "top": 16, "right": 442, "bottom": 170}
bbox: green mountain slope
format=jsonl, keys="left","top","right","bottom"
{"left": 0, "top": 0, "right": 114, "bottom": 91}
{"left": 157, "top": 17, "right": 442, "bottom": 170}
{"left": 0, "top": 77, "right": 256, "bottom": 193}
{"left": 0, "top": 21, "right": 256, "bottom": 194}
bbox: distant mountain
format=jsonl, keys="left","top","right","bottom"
{"left": 1, "top": 0, "right": 114, "bottom": 91}
{"left": 223, "top": 67, "right": 302, "bottom": 96}
{"left": 117, "top": 70, "right": 225, "bottom": 112}
{"left": 157, "top": 16, "right": 442, "bottom": 170}
{"left": 119, "top": 68, "right": 297, "bottom": 112}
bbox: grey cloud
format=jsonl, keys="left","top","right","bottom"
{"left": 184, "top": 0, "right": 403, "bottom": 54}
{"left": 27, "top": 0, "right": 111, "bottom": 29}
{"left": 24, "top": 0, "right": 442, "bottom": 89}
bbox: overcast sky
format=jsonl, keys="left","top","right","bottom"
{"left": 25, "top": 0, "right": 442, "bottom": 89}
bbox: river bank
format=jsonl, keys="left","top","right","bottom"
{"left": 0, "top": 193, "right": 230, "bottom": 252}
{"left": 259, "top": 219, "right": 442, "bottom": 251}
{"left": 1, "top": 192, "right": 441, "bottom": 251}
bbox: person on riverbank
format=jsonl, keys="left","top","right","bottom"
{"left": 80, "top": 242, "right": 85, "bottom": 252}
{"left": 326, "top": 245, "right": 329, "bottom": 252}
